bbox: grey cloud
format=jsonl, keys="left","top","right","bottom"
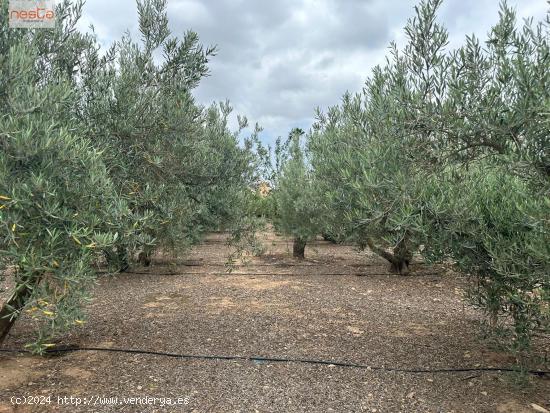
{"left": 78, "top": 0, "right": 548, "bottom": 147}
{"left": 317, "top": 1, "right": 391, "bottom": 50}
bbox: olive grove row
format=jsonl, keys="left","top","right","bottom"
{"left": 0, "top": 0, "right": 263, "bottom": 351}
{"left": 271, "top": 0, "right": 549, "bottom": 358}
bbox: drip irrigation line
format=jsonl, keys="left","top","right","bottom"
{"left": 123, "top": 271, "right": 442, "bottom": 277}
{"left": 202, "top": 240, "right": 336, "bottom": 243}
{"left": 1, "top": 347, "right": 548, "bottom": 376}
{"left": 174, "top": 263, "right": 403, "bottom": 267}
{"left": 127, "top": 271, "right": 363, "bottom": 276}
{"left": 147, "top": 263, "right": 429, "bottom": 269}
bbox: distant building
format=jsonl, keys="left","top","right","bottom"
{"left": 258, "top": 181, "right": 271, "bottom": 197}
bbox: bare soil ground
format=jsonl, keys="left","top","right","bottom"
{"left": 1, "top": 231, "right": 549, "bottom": 412}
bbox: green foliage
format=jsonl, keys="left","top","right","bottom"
{"left": 0, "top": 19, "right": 127, "bottom": 349}
{"left": 441, "top": 3, "right": 550, "bottom": 181}
{"left": 423, "top": 165, "right": 549, "bottom": 351}
{"left": 247, "top": 191, "right": 275, "bottom": 219}
{"left": 75, "top": 0, "right": 225, "bottom": 260}
{"left": 420, "top": 2, "right": 550, "bottom": 352}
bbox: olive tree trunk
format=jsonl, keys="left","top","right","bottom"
{"left": 138, "top": 250, "right": 152, "bottom": 267}
{"left": 105, "top": 246, "right": 129, "bottom": 272}
{"left": 293, "top": 238, "right": 306, "bottom": 259}
{"left": 366, "top": 237, "right": 412, "bottom": 275}
{"left": 0, "top": 274, "right": 38, "bottom": 344}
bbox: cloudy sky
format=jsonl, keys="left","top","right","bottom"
{"left": 77, "top": 0, "right": 549, "bottom": 146}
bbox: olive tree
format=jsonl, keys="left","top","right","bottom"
{"left": 417, "top": 3, "right": 550, "bottom": 352}
{"left": 0, "top": 0, "right": 262, "bottom": 351}
{"left": 0, "top": 2, "right": 128, "bottom": 350}
{"left": 273, "top": 129, "right": 320, "bottom": 259}
{"left": 76, "top": 0, "right": 260, "bottom": 267}
{"left": 309, "top": 0, "right": 450, "bottom": 274}
{"left": 308, "top": 0, "right": 549, "bottom": 354}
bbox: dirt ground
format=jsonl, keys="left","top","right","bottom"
{"left": 0, "top": 231, "right": 549, "bottom": 412}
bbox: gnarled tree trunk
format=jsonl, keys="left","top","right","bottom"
{"left": 0, "top": 273, "right": 38, "bottom": 344}
{"left": 116, "top": 246, "right": 130, "bottom": 272}
{"left": 293, "top": 237, "right": 306, "bottom": 259}
{"left": 105, "top": 246, "right": 129, "bottom": 272}
{"left": 366, "top": 237, "right": 412, "bottom": 275}
{"left": 391, "top": 236, "right": 412, "bottom": 275}
{"left": 138, "top": 250, "right": 151, "bottom": 267}
{"left": 322, "top": 233, "right": 337, "bottom": 244}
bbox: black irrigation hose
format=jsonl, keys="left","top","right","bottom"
{"left": 174, "top": 263, "right": 409, "bottom": 267}
{"left": 125, "top": 271, "right": 440, "bottom": 278}
{"left": 1, "top": 347, "right": 548, "bottom": 376}
{"left": 126, "top": 272, "right": 378, "bottom": 276}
